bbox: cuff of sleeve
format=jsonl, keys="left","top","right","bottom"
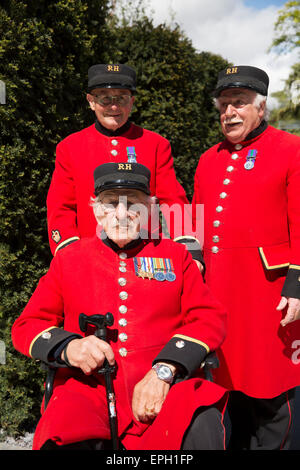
{"left": 54, "top": 237, "right": 80, "bottom": 256}
{"left": 173, "top": 236, "right": 205, "bottom": 273}
{"left": 281, "top": 266, "right": 300, "bottom": 299}
{"left": 153, "top": 334, "right": 210, "bottom": 378}
{"left": 52, "top": 336, "right": 80, "bottom": 365}
{"left": 30, "top": 327, "right": 82, "bottom": 366}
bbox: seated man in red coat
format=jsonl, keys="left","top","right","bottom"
{"left": 12, "top": 162, "right": 228, "bottom": 450}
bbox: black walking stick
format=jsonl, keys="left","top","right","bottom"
{"left": 79, "top": 312, "right": 119, "bottom": 450}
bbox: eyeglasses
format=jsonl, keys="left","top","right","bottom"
{"left": 99, "top": 197, "right": 143, "bottom": 215}
{"left": 91, "top": 94, "right": 132, "bottom": 107}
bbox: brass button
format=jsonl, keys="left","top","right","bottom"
{"left": 42, "top": 331, "right": 51, "bottom": 340}
{"left": 119, "top": 291, "right": 128, "bottom": 300}
{"left": 119, "top": 318, "right": 127, "bottom": 327}
{"left": 119, "top": 348, "right": 127, "bottom": 357}
{"left": 119, "top": 333, "right": 128, "bottom": 342}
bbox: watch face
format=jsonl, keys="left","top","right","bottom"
{"left": 157, "top": 365, "right": 173, "bottom": 380}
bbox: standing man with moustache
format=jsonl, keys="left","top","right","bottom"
{"left": 193, "top": 65, "right": 300, "bottom": 449}
{"left": 47, "top": 63, "right": 202, "bottom": 266}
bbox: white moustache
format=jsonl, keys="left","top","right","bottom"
{"left": 224, "top": 118, "right": 243, "bottom": 125}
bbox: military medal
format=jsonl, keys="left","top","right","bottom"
{"left": 153, "top": 257, "right": 166, "bottom": 281}
{"left": 127, "top": 146, "right": 137, "bottom": 163}
{"left": 244, "top": 149, "right": 257, "bottom": 170}
{"left": 133, "top": 257, "right": 154, "bottom": 280}
{"left": 133, "top": 257, "right": 176, "bottom": 281}
{"left": 165, "top": 258, "right": 176, "bottom": 281}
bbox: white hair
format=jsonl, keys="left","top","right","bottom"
{"left": 214, "top": 91, "right": 269, "bottom": 121}
{"left": 253, "top": 93, "right": 269, "bottom": 121}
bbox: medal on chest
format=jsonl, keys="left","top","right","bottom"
{"left": 127, "top": 146, "right": 137, "bottom": 163}
{"left": 133, "top": 257, "right": 176, "bottom": 281}
{"left": 244, "top": 149, "right": 257, "bottom": 170}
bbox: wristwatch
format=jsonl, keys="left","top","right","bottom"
{"left": 152, "top": 363, "right": 175, "bottom": 384}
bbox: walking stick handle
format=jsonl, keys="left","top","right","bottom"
{"left": 78, "top": 312, "right": 119, "bottom": 450}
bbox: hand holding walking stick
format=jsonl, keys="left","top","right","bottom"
{"left": 79, "top": 312, "right": 119, "bottom": 450}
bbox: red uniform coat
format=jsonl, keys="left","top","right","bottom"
{"left": 47, "top": 122, "right": 190, "bottom": 255}
{"left": 193, "top": 124, "right": 300, "bottom": 398}
{"left": 12, "top": 235, "right": 227, "bottom": 450}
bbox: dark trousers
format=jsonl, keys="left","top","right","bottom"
{"left": 41, "top": 404, "right": 228, "bottom": 450}
{"left": 226, "top": 389, "right": 295, "bottom": 450}
{"left": 41, "top": 439, "right": 110, "bottom": 450}
{"left": 181, "top": 404, "right": 228, "bottom": 450}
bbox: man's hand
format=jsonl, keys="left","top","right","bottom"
{"left": 276, "top": 296, "right": 300, "bottom": 327}
{"left": 62, "top": 336, "right": 115, "bottom": 375}
{"left": 194, "top": 260, "right": 204, "bottom": 273}
{"left": 132, "top": 369, "right": 170, "bottom": 423}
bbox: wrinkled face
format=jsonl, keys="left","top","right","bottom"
{"left": 218, "top": 88, "right": 265, "bottom": 143}
{"left": 94, "top": 189, "right": 151, "bottom": 247}
{"left": 87, "top": 88, "right": 135, "bottom": 131}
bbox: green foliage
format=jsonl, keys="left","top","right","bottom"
{"left": 269, "top": 1, "right": 299, "bottom": 133}
{"left": 269, "top": 0, "right": 300, "bottom": 54}
{"left": 0, "top": 0, "right": 110, "bottom": 437}
{"left": 269, "top": 63, "right": 300, "bottom": 135}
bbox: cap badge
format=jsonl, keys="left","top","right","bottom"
{"left": 244, "top": 149, "right": 257, "bottom": 170}
{"left": 127, "top": 147, "right": 137, "bottom": 163}
{"left": 107, "top": 65, "right": 120, "bottom": 72}
{"left": 51, "top": 229, "right": 61, "bottom": 244}
{"left": 226, "top": 67, "right": 238, "bottom": 75}
{"left": 117, "top": 163, "right": 132, "bottom": 171}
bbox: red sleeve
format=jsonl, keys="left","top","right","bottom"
{"left": 154, "top": 247, "right": 227, "bottom": 375}
{"left": 179, "top": 248, "right": 226, "bottom": 349}
{"left": 11, "top": 256, "right": 65, "bottom": 358}
{"left": 282, "top": 140, "right": 300, "bottom": 298}
{"left": 154, "top": 137, "right": 201, "bottom": 248}
{"left": 47, "top": 140, "right": 80, "bottom": 256}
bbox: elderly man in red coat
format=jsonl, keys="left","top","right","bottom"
{"left": 12, "top": 162, "right": 228, "bottom": 450}
{"left": 193, "top": 65, "right": 300, "bottom": 450}
{"left": 46, "top": 63, "right": 202, "bottom": 267}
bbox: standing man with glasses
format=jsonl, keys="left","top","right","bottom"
{"left": 47, "top": 64, "right": 202, "bottom": 267}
